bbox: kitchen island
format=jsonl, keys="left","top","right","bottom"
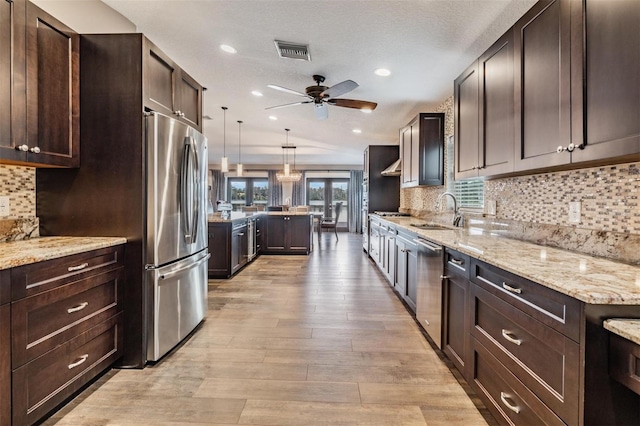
{"left": 208, "top": 211, "right": 313, "bottom": 278}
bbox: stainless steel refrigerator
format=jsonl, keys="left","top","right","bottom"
{"left": 144, "top": 112, "right": 209, "bottom": 361}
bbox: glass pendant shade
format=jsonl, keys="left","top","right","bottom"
{"left": 276, "top": 128, "right": 301, "bottom": 182}
{"left": 236, "top": 120, "right": 243, "bottom": 177}
{"left": 221, "top": 156, "right": 229, "bottom": 173}
{"left": 221, "top": 106, "right": 228, "bottom": 172}
{"left": 237, "top": 163, "right": 243, "bottom": 177}
{"left": 284, "top": 163, "right": 290, "bottom": 176}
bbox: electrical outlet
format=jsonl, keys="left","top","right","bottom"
{"left": 0, "top": 196, "right": 9, "bottom": 217}
{"left": 568, "top": 201, "right": 581, "bottom": 224}
{"left": 486, "top": 200, "right": 497, "bottom": 216}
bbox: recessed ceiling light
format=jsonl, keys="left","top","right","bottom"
{"left": 269, "top": 115, "right": 278, "bottom": 121}
{"left": 374, "top": 68, "right": 391, "bottom": 77}
{"left": 220, "top": 44, "right": 237, "bottom": 54}
{"left": 361, "top": 108, "right": 373, "bottom": 114}
{"left": 352, "top": 129, "right": 362, "bottom": 134}
{"left": 251, "top": 90, "right": 263, "bottom": 97}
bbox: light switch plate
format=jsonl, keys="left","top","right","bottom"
{"left": 486, "top": 200, "right": 497, "bottom": 216}
{"left": 0, "top": 196, "right": 9, "bottom": 217}
{"left": 568, "top": 201, "right": 581, "bottom": 224}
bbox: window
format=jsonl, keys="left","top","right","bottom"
{"left": 306, "top": 178, "right": 349, "bottom": 229}
{"left": 453, "top": 178, "right": 484, "bottom": 209}
{"left": 227, "top": 178, "right": 268, "bottom": 211}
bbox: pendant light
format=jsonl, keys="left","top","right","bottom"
{"left": 276, "top": 128, "right": 301, "bottom": 182}
{"left": 236, "top": 120, "right": 243, "bottom": 177}
{"left": 220, "top": 106, "right": 229, "bottom": 172}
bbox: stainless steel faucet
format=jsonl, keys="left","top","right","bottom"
{"left": 436, "top": 192, "right": 463, "bottom": 227}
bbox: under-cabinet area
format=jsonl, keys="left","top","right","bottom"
{"left": 367, "top": 213, "right": 640, "bottom": 425}
{"left": 0, "top": 238, "right": 126, "bottom": 425}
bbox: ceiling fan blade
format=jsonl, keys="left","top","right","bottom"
{"left": 314, "top": 103, "right": 328, "bottom": 120}
{"left": 327, "top": 98, "right": 378, "bottom": 111}
{"left": 320, "top": 79, "right": 358, "bottom": 98}
{"left": 265, "top": 100, "right": 312, "bottom": 110}
{"left": 267, "top": 84, "right": 310, "bottom": 98}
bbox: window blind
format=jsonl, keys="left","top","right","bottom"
{"left": 453, "top": 178, "right": 484, "bottom": 209}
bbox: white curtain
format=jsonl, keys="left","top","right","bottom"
{"left": 268, "top": 170, "right": 282, "bottom": 206}
{"left": 292, "top": 171, "right": 306, "bottom": 205}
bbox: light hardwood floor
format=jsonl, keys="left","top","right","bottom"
{"left": 45, "top": 233, "right": 496, "bottom": 425}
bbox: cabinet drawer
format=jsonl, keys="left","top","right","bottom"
{"left": 472, "top": 338, "right": 566, "bottom": 426}
{"left": 12, "top": 268, "right": 122, "bottom": 366}
{"left": 609, "top": 333, "right": 640, "bottom": 396}
{"left": 11, "top": 245, "right": 124, "bottom": 300}
{"left": 12, "top": 313, "right": 122, "bottom": 425}
{"left": 470, "top": 258, "right": 581, "bottom": 341}
{"left": 444, "top": 248, "right": 469, "bottom": 279}
{"left": 472, "top": 284, "right": 580, "bottom": 425}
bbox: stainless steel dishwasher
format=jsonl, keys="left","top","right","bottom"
{"left": 414, "top": 236, "right": 444, "bottom": 348}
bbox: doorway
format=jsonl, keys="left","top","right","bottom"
{"left": 306, "top": 178, "right": 349, "bottom": 230}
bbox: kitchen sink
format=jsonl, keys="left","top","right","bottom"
{"left": 409, "top": 223, "right": 452, "bottom": 230}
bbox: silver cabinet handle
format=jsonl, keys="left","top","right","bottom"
{"left": 29, "top": 146, "right": 41, "bottom": 153}
{"left": 502, "top": 282, "right": 522, "bottom": 294}
{"left": 67, "top": 262, "right": 89, "bottom": 272}
{"left": 68, "top": 354, "right": 89, "bottom": 369}
{"left": 501, "top": 329, "right": 522, "bottom": 346}
{"left": 440, "top": 275, "right": 449, "bottom": 280}
{"left": 500, "top": 392, "right": 521, "bottom": 414}
{"left": 450, "top": 258, "right": 463, "bottom": 266}
{"left": 16, "top": 144, "right": 29, "bottom": 152}
{"left": 238, "top": 233, "right": 245, "bottom": 236}
{"left": 67, "top": 302, "right": 89, "bottom": 314}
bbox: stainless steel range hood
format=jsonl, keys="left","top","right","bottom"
{"left": 381, "top": 158, "right": 401, "bottom": 176}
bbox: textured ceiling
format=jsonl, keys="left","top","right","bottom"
{"left": 99, "top": 1, "right": 535, "bottom": 167}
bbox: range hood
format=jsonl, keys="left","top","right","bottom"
{"left": 381, "top": 158, "right": 401, "bottom": 176}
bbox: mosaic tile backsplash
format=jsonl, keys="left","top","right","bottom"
{"left": 0, "top": 165, "right": 39, "bottom": 241}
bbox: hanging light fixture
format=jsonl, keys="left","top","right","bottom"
{"left": 276, "top": 128, "right": 302, "bottom": 182}
{"left": 236, "top": 120, "right": 243, "bottom": 177}
{"left": 220, "top": 106, "right": 229, "bottom": 172}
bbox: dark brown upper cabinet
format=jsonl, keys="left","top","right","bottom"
{"left": 25, "top": 1, "right": 79, "bottom": 167}
{"left": 455, "top": 31, "right": 514, "bottom": 180}
{"left": 400, "top": 113, "right": 445, "bottom": 187}
{"left": 514, "top": 0, "right": 573, "bottom": 172}
{"left": 144, "top": 41, "right": 203, "bottom": 131}
{"left": 571, "top": 0, "right": 640, "bottom": 165}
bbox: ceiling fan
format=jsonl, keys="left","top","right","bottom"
{"left": 265, "top": 75, "right": 378, "bottom": 120}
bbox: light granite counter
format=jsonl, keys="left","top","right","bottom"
{"left": 604, "top": 319, "right": 640, "bottom": 345}
{"left": 375, "top": 215, "right": 640, "bottom": 305}
{"left": 208, "top": 211, "right": 315, "bottom": 223}
{"left": 0, "top": 236, "right": 127, "bottom": 270}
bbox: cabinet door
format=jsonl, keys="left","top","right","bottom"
{"left": 395, "top": 238, "right": 407, "bottom": 296}
{"left": 265, "top": 216, "right": 287, "bottom": 251}
{"left": 176, "top": 70, "right": 203, "bottom": 131}
{"left": 0, "top": 0, "right": 26, "bottom": 164}
{"left": 145, "top": 40, "right": 178, "bottom": 118}
{"left": 514, "top": 0, "right": 573, "bottom": 171}
{"left": 478, "top": 31, "right": 514, "bottom": 177}
{"left": 572, "top": 0, "right": 640, "bottom": 164}
{"left": 405, "top": 242, "right": 418, "bottom": 313}
{"left": 410, "top": 122, "right": 420, "bottom": 184}
{"left": 400, "top": 125, "right": 413, "bottom": 186}
{"left": 454, "top": 61, "right": 480, "bottom": 179}
{"left": 443, "top": 273, "right": 470, "bottom": 380}
{"left": 288, "top": 215, "right": 310, "bottom": 252}
{"left": 25, "top": 2, "right": 79, "bottom": 167}
{"left": 385, "top": 231, "right": 396, "bottom": 284}
{"left": 417, "top": 113, "right": 445, "bottom": 185}
{"left": 231, "top": 225, "right": 247, "bottom": 273}
{"left": 207, "top": 224, "right": 231, "bottom": 278}
{"left": 0, "top": 304, "right": 10, "bottom": 426}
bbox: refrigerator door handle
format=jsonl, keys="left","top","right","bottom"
{"left": 181, "top": 140, "right": 193, "bottom": 243}
{"left": 159, "top": 253, "right": 211, "bottom": 280}
{"left": 190, "top": 136, "right": 200, "bottom": 246}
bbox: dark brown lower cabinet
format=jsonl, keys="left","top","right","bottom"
{"left": 609, "top": 333, "right": 640, "bottom": 397}
{"left": 263, "top": 215, "right": 312, "bottom": 254}
{"left": 231, "top": 222, "right": 248, "bottom": 274}
{"left": 207, "top": 222, "right": 231, "bottom": 278}
{"left": 0, "top": 303, "right": 10, "bottom": 426}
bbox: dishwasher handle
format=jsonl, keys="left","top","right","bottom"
{"left": 413, "top": 238, "right": 442, "bottom": 252}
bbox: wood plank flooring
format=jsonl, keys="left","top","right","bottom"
{"left": 44, "top": 233, "right": 497, "bottom": 425}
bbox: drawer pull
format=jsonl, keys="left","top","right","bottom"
{"left": 67, "top": 302, "right": 89, "bottom": 314}
{"left": 68, "top": 354, "right": 89, "bottom": 370}
{"left": 502, "top": 282, "right": 522, "bottom": 294}
{"left": 450, "top": 258, "right": 464, "bottom": 266}
{"left": 501, "top": 329, "right": 522, "bottom": 346}
{"left": 67, "top": 262, "right": 89, "bottom": 272}
{"left": 500, "top": 392, "right": 521, "bottom": 414}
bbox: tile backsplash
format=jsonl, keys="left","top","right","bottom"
{"left": 0, "top": 165, "right": 39, "bottom": 241}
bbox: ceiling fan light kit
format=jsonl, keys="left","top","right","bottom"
{"left": 266, "top": 75, "right": 377, "bottom": 120}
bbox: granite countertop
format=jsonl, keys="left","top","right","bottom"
{"left": 604, "top": 319, "right": 640, "bottom": 345}
{"left": 208, "top": 211, "right": 315, "bottom": 222}
{"left": 374, "top": 215, "right": 640, "bottom": 305}
{"left": 0, "top": 236, "right": 127, "bottom": 270}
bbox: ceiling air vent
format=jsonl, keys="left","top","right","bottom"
{"left": 274, "top": 40, "right": 311, "bottom": 61}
